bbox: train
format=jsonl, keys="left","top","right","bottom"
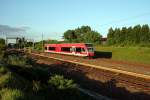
{"left": 44, "top": 43, "right": 95, "bottom": 57}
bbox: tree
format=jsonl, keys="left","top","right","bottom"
{"left": 63, "top": 26, "right": 101, "bottom": 44}
{"left": 0, "top": 38, "right": 5, "bottom": 50}
{"left": 0, "top": 38, "right": 5, "bottom": 45}
{"left": 83, "top": 31, "right": 101, "bottom": 44}
{"left": 107, "top": 24, "right": 150, "bottom": 46}
{"left": 63, "top": 30, "right": 77, "bottom": 42}
{"left": 126, "top": 27, "right": 133, "bottom": 45}
{"left": 140, "top": 24, "right": 149, "bottom": 43}
{"left": 114, "top": 28, "right": 121, "bottom": 45}
{"left": 16, "top": 37, "right": 26, "bottom": 49}
{"left": 120, "top": 27, "right": 127, "bottom": 45}
{"left": 0, "top": 38, "right": 5, "bottom": 60}
{"left": 132, "top": 25, "right": 141, "bottom": 44}
{"left": 107, "top": 27, "right": 115, "bottom": 45}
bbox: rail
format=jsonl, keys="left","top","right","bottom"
{"left": 31, "top": 52, "right": 150, "bottom": 80}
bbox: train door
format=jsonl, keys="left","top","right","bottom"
{"left": 44, "top": 46, "right": 48, "bottom": 52}
{"left": 76, "top": 47, "right": 88, "bottom": 56}
{"left": 71, "top": 46, "right": 76, "bottom": 55}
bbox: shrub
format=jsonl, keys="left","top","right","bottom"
{"left": 7, "top": 55, "right": 27, "bottom": 66}
{"left": 0, "top": 88, "right": 24, "bottom": 100}
{"left": 48, "top": 75, "right": 92, "bottom": 100}
{"left": 0, "top": 74, "right": 10, "bottom": 88}
{"left": 48, "top": 75, "right": 76, "bottom": 90}
{"left": 0, "top": 66, "right": 7, "bottom": 75}
{"left": 0, "top": 39, "right": 5, "bottom": 63}
{"left": 0, "top": 72, "right": 31, "bottom": 91}
{"left": 32, "top": 80, "right": 42, "bottom": 92}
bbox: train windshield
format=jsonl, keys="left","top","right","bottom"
{"left": 87, "top": 48, "right": 94, "bottom": 52}
{"left": 85, "top": 43, "right": 93, "bottom": 47}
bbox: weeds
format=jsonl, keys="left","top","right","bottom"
{"left": 0, "top": 66, "right": 7, "bottom": 75}
{"left": 0, "top": 52, "right": 95, "bottom": 100}
{"left": 49, "top": 75, "right": 76, "bottom": 90}
{"left": 0, "top": 88, "right": 24, "bottom": 100}
{"left": 7, "top": 55, "right": 27, "bottom": 66}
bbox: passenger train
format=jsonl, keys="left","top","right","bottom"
{"left": 44, "top": 43, "right": 94, "bottom": 57}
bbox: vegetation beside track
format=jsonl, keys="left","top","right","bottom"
{"left": 33, "top": 42, "right": 150, "bottom": 65}
{"left": 95, "top": 46, "right": 150, "bottom": 64}
{"left": 0, "top": 51, "right": 95, "bottom": 100}
{"left": 107, "top": 24, "right": 150, "bottom": 47}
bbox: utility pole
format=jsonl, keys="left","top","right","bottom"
{"left": 42, "top": 33, "right": 44, "bottom": 52}
{"left": 32, "top": 39, "right": 34, "bottom": 50}
{"left": 4, "top": 32, "right": 7, "bottom": 46}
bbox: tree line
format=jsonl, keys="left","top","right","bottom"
{"left": 107, "top": 24, "right": 150, "bottom": 46}
{"left": 63, "top": 26, "right": 102, "bottom": 44}
{"left": 0, "top": 38, "right": 5, "bottom": 61}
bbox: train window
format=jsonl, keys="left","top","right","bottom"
{"left": 81, "top": 48, "right": 86, "bottom": 52}
{"left": 76, "top": 47, "right": 81, "bottom": 52}
{"left": 49, "top": 47, "right": 55, "bottom": 51}
{"left": 85, "top": 43, "right": 93, "bottom": 47}
{"left": 88, "top": 48, "right": 94, "bottom": 52}
{"left": 61, "top": 47, "right": 71, "bottom": 52}
{"left": 45, "top": 47, "right": 47, "bottom": 50}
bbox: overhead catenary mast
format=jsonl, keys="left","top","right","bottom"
{"left": 42, "top": 33, "right": 44, "bottom": 52}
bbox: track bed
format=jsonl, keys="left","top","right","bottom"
{"left": 29, "top": 52, "right": 150, "bottom": 100}
{"left": 39, "top": 52, "right": 150, "bottom": 76}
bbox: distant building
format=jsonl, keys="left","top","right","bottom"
{"left": 100, "top": 37, "right": 107, "bottom": 45}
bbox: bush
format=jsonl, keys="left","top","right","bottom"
{"left": 48, "top": 75, "right": 94, "bottom": 100}
{"left": 48, "top": 75, "right": 76, "bottom": 90}
{"left": 0, "top": 74, "right": 10, "bottom": 88}
{"left": 0, "top": 47, "right": 5, "bottom": 62}
{"left": 7, "top": 55, "right": 27, "bottom": 66}
{"left": 0, "top": 72, "right": 31, "bottom": 91}
{"left": 0, "top": 66, "right": 7, "bottom": 75}
{"left": 0, "top": 88, "right": 24, "bottom": 100}
{"left": 0, "top": 38, "right": 6, "bottom": 62}
{"left": 32, "top": 80, "right": 42, "bottom": 92}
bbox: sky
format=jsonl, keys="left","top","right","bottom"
{"left": 0, "top": 0, "right": 150, "bottom": 41}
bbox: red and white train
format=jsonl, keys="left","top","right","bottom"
{"left": 44, "top": 43, "right": 94, "bottom": 57}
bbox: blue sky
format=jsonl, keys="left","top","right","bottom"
{"left": 0, "top": 0, "right": 150, "bottom": 41}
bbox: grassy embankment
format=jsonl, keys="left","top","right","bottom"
{"left": 95, "top": 46, "right": 150, "bottom": 65}
{"left": 0, "top": 52, "right": 94, "bottom": 100}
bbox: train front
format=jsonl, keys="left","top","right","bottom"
{"left": 85, "top": 43, "right": 95, "bottom": 57}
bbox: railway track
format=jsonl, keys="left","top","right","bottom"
{"left": 8, "top": 49, "right": 150, "bottom": 100}
{"left": 31, "top": 53, "right": 150, "bottom": 79}
{"left": 6, "top": 49, "right": 150, "bottom": 100}
{"left": 30, "top": 52, "right": 150, "bottom": 93}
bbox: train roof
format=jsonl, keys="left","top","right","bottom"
{"left": 44, "top": 43, "right": 93, "bottom": 47}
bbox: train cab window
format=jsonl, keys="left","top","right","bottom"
{"left": 45, "top": 47, "right": 47, "bottom": 50}
{"left": 61, "top": 47, "right": 71, "bottom": 52}
{"left": 85, "top": 43, "right": 93, "bottom": 47}
{"left": 76, "top": 47, "right": 85, "bottom": 53}
{"left": 48, "top": 47, "right": 55, "bottom": 51}
{"left": 88, "top": 48, "right": 94, "bottom": 52}
{"left": 81, "top": 48, "right": 86, "bottom": 52}
{"left": 76, "top": 47, "right": 81, "bottom": 52}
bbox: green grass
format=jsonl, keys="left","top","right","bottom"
{"left": 95, "top": 46, "right": 150, "bottom": 64}
{"left": 7, "top": 55, "right": 27, "bottom": 66}
{"left": 0, "top": 88, "right": 24, "bottom": 100}
{"left": 48, "top": 75, "right": 76, "bottom": 90}
{"left": 0, "top": 54, "right": 95, "bottom": 100}
{"left": 0, "top": 66, "right": 7, "bottom": 75}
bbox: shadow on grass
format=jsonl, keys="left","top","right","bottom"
{"left": 94, "top": 51, "right": 112, "bottom": 59}
{"left": 5, "top": 62, "right": 94, "bottom": 100}
{"left": 5, "top": 54, "right": 150, "bottom": 100}
{"left": 36, "top": 62, "right": 150, "bottom": 100}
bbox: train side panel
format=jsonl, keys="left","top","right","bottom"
{"left": 44, "top": 43, "right": 94, "bottom": 57}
